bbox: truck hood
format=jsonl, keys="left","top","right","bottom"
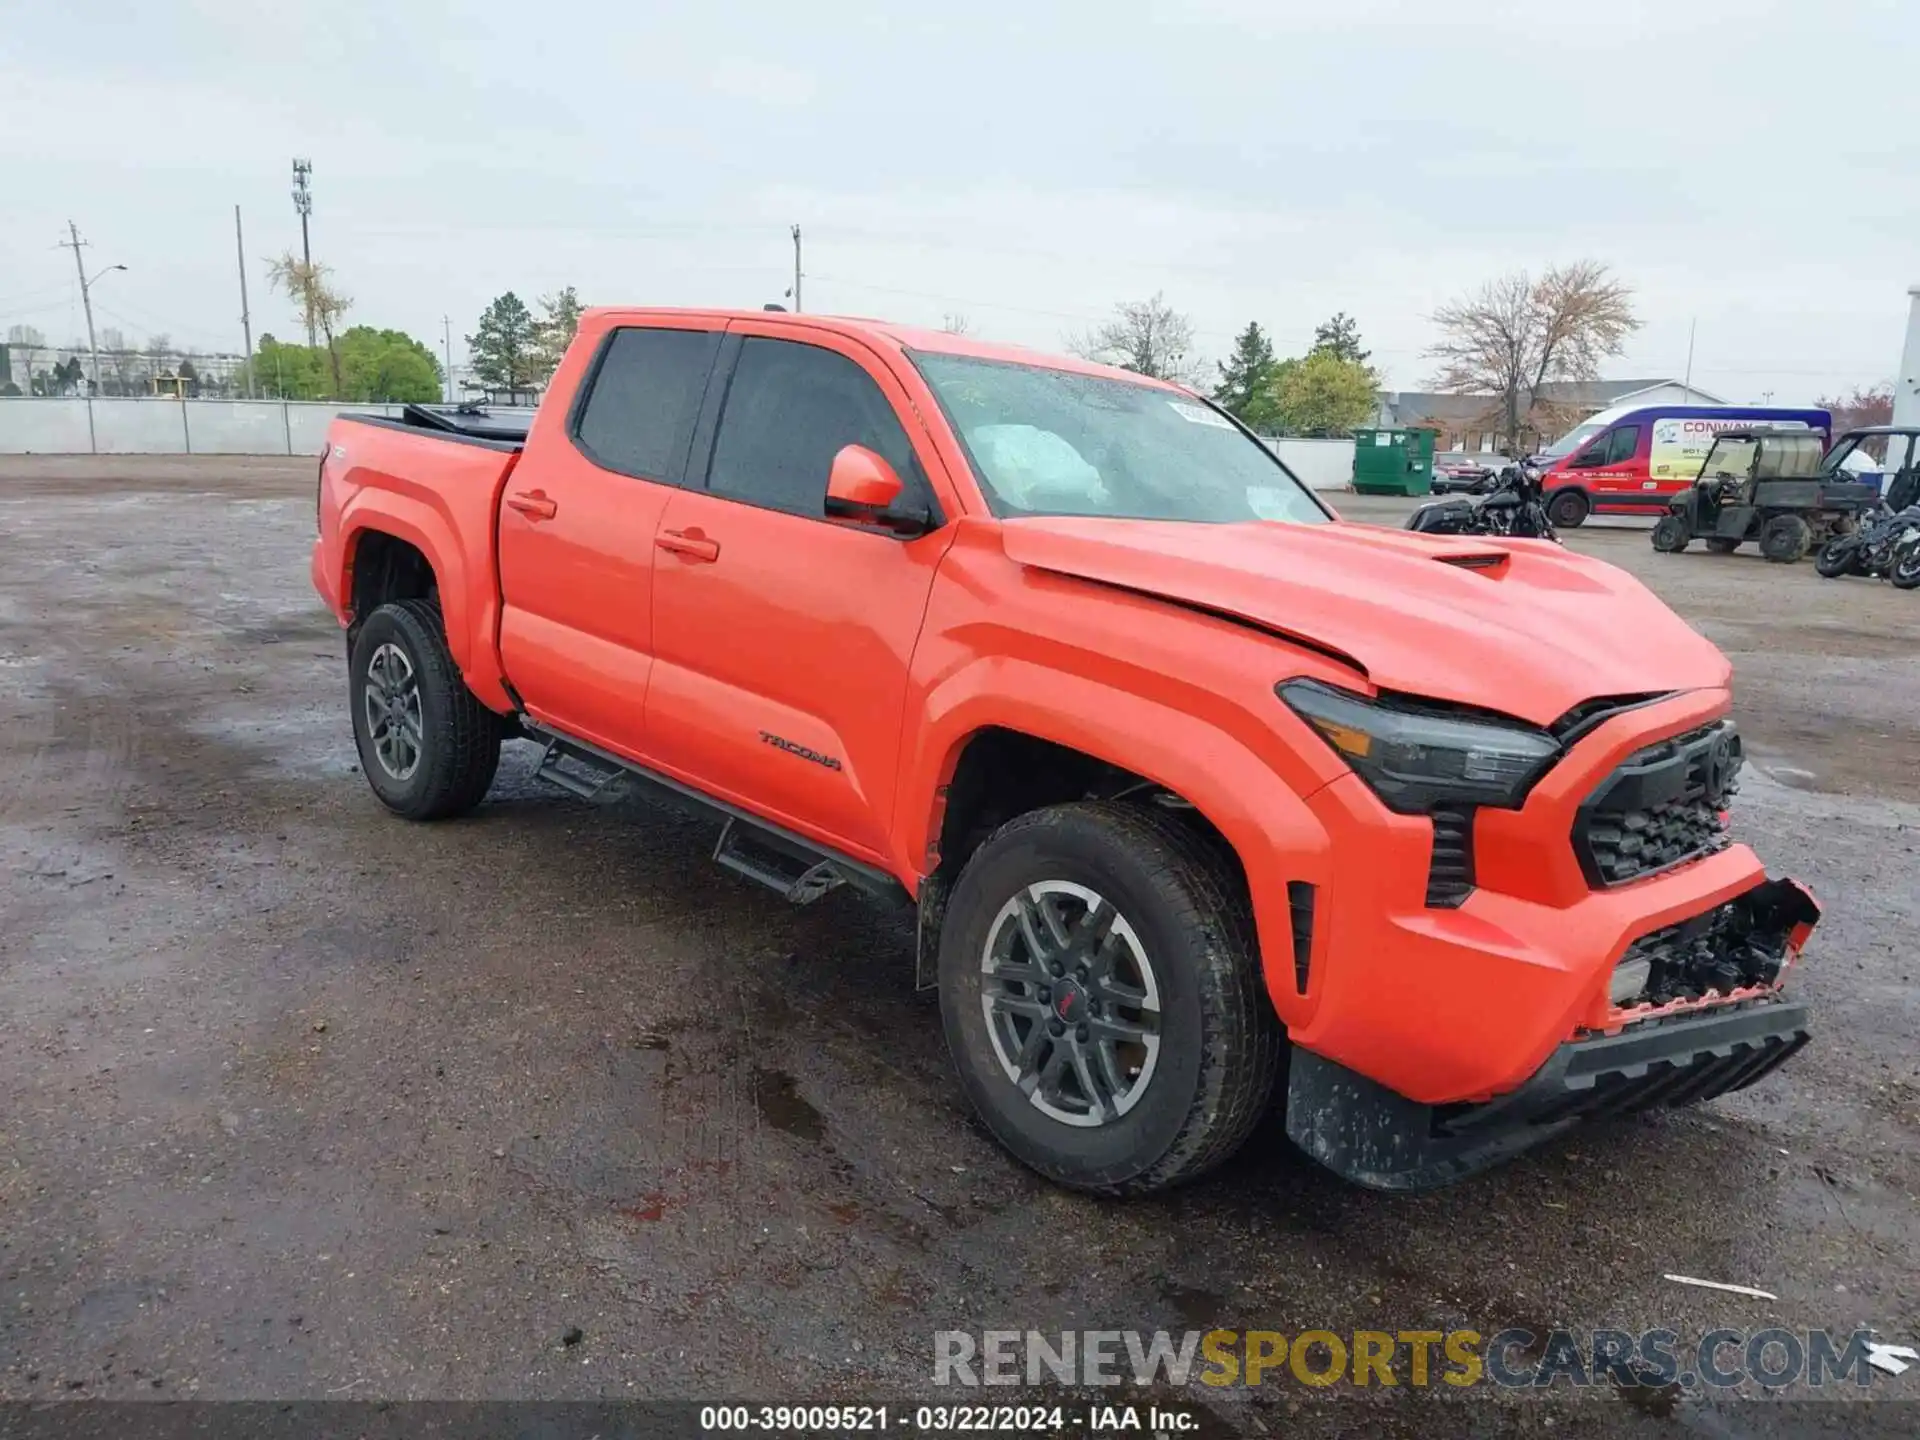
{"left": 999, "top": 517, "right": 1729, "bottom": 727}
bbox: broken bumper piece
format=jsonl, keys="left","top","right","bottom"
{"left": 1286, "top": 997, "right": 1812, "bottom": 1192}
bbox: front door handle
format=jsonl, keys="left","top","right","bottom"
{"left": 656, "top": 528, "right": 721, "bottom": 563}
{"left": 506, "top": 490, "right": 559, "bottom": 521}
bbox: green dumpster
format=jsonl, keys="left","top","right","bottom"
{"left": 1350, "top": 426, "right": 1436, "bottom": 496}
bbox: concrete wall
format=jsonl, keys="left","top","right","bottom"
{"left": 1265, "top": 436, "right": 1356, "bottom": 491}
{"left": 0, "top": 398, "right": 405, "bottom": 456}
{"left": 1, "top": 397, "right": 1365, "bottom": 493}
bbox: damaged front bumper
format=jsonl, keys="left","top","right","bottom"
{"left": 1286, "top": 877, "right": 1819, "bottom": 1192}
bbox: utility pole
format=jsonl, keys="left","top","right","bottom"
{"left": 1683, "top": 318, "right": 1696, "bottom": 393}
{"left": 790, "top": 224, "right": 803, "bottom": 313}
{"left": 235, "top": 205, "right": 255, "bottom": 398}
{"left": 442, "top": 316, "right": 455, "bottom": 403}
{"left": 59, "top": 222, "right": 102, "bottom": 397}
{"left": 291, "top": 158, "right": 315, "bottom": 344}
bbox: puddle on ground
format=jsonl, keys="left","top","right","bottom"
{"left": 753, "top": 1066, "right": 826, "bottom": 1142}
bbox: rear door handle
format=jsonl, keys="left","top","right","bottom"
{"left": 506, "top": 490, "right": 558, "bottom": 521}
{"left": 656, "top": 529, "right": 721, "bottom": 563}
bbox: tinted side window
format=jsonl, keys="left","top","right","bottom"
{"left": 1607, "top": 425, "right": 1640, "bottom": 464}
{"left": 706, "top": 337, "right": 919, "bottom": 517}
{"left": 574, "top": 327, "right": 722, "bottom": 482}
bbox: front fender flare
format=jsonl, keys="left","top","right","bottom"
{"left": 893, "top": 657, "right": 1334, "bottom": 1026}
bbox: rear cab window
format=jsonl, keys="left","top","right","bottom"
{"left": 572, "top": 326, "right": 723, "bottom": 483}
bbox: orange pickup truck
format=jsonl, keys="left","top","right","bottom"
{"left": 312, "top": 309, "right": 1820, "bottom": 1193}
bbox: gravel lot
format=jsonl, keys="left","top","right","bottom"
{"left": 1, "top": 458, "right": 1914, "bottom": 1436}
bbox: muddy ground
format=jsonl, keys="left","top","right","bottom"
{"left": 0, "top": 457, "right": 1914, "bottom": 1436}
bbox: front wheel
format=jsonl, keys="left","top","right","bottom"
{"left": 1891, "top": 546, "right": 1920, "bottom": 590}
{"left": 1815, "top": 537, "right": 1859, "bottom": 579}
{"left": 349, "top": 600, "right": 505, "bottom": 820}
{"left": 937, "top": 802, "right": 1281, "bottom": 1196}
{"left": 1547, "top": 488, "right": 1590, "bottom": 529}
{"left": 1651, "top": 515, "right": 1690, "bottom": 553}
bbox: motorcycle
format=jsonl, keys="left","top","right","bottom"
{"left": 1814, "top": 503, "right": 1920, "bottom": 581}
{"left": 1404, "top": 460, "right": 1558, "bottom": 541}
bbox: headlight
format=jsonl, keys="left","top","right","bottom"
{"left": 1277, "top": 679, "right": 1560, "bottom": 813}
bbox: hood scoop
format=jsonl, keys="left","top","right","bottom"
{"left": 1433, "top": 549, "right": 1510, "bottom": 575}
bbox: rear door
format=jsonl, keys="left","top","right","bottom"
{"left": 496, "top": 320, "right": 722, "bottom": 757}
{"left": 644, "top": 327, "right": 951, "bottom": 861}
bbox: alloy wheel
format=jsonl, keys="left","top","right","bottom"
{"left": 362, "top": 641, "right": 424, "bottom": 781}
{"left": 979, "top": 880, "right": 1162, "bottom": 1127}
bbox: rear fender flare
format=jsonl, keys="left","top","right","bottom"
{"left": 895, "top": 659, "right": 1334, "bottom": 1025}
{"left": 337, "top": 493, "right": 473, "bottom": 673}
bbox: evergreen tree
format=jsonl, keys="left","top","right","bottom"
{"left": 532, "top": 287, "right": 586, "bottom": 382}
{"left": 467, "top": 293, "right": 538, "bottom": 395}
{"left": 1310, "top": 312, "right": 1371, "bottom": 366}
{"left": 1212, "top": 322, "right": 1280, "bottom": 429}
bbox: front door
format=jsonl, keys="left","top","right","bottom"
{"left": 1579, "top": 424, "right": 1645, "bottom": 508}
{"left": 644, "top": 328, "right": 952, "bottom": 862}
{"left": 496, "top": 321, "right": 722, "bottom": 757}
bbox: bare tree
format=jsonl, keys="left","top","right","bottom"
{"left": 1070, "top": 293, "right": 1202, "bottom": 384}
{"left": 266, "top": 253, "right": 352, "bottom": 397}
{"left": 1426, "top": 261, "right": 1639, "bottom": 447}
{"left": 939, "top": 312, "right": 972, "bottom": 336}
{"left": 1816, "top": 383, "right": 1893, "bottom": 434}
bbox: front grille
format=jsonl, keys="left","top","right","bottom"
{"left": 1574, "top": 722, "right": 1740, "bottom": 887}
{"left": 1425, "top": 808, "right": 1475, "bottom": 907}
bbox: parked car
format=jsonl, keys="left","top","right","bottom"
{"left": 311, "top": 309, "right": 1821, "bottom": 1195}
{"left": 1538, "top": 404, "right": 1832, "bottom": 528}
{"left": 1430, "top": 451, "right": 1501, "bottom": 494}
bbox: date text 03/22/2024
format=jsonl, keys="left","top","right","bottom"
{"left": 698, "top": 1404, "right": 1199, "bottom": 1433}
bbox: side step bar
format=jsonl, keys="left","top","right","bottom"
{"left": 534, "top": 737, "right": 623, "bottom": 800}
{"left": 524, "top": 725, "right": 906, "bottom": 908}
{"left": 713, "top": 818, "right": 844, "bottom": 906}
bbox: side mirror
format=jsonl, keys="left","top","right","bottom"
{"left": 825, "top": 444, "right": 931, "bottom": 535}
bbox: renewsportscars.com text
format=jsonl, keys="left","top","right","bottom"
{"left": 934, "top": 1328, "right": 1886, "bottom": 1391}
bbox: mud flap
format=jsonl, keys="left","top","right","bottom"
{"left": 915, "top": 869, "right": 949, "bottom": 992}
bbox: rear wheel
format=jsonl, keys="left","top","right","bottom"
{"left": 1705, "top": 537, "right": 1742, "bottom": 554}
{"left": 937, "top": 802, "right": 1280, "bottom": 1196}
{"left": 1650, "top": 515, "right": 1690, "bottom": 553}
{"left": 349, "top": 600, "right": 505, "bottom": 820}
{"left": 1547, "top": 489, "right": 1590, "bottom": 529}
{"left": 1815, "top": 537, "right": 1859, "bottom": 578}
{"left": 1759, "top": 514, "right": 1813, "bottom": 564}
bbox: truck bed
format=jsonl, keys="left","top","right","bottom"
{"left": 341, "top": 403, "right": 534, "bottom": 449}
{"left": 314, "top": 413, "right": 525, "bottom": 706}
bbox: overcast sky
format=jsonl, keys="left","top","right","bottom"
{"left": 3, "top": 0, "right": 1914, "bottom": 402}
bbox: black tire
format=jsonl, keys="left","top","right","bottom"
{"left": 1891, "top": 548, "right": 1920, "bottom": 591}
{"left": 1650, "top": 515, "right": 1690, "bottom": 553}
{"left": 349, "top": 599, "right": 504, "bottom": 820}
{"left": 1547, "top": 488, "right": 1590, "bottom": 529}
{"left": 937, "top": 802, "right": 1281, "bottom": 1196}
{"left": 1705, "top": 537, "right": 1742, "bottom": 555}
{"left": 1815, "top": 537, "right": 1858, "bottom": 578}
{"left": 1759, "top": 514, "right": 1812, "bottom": 564}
